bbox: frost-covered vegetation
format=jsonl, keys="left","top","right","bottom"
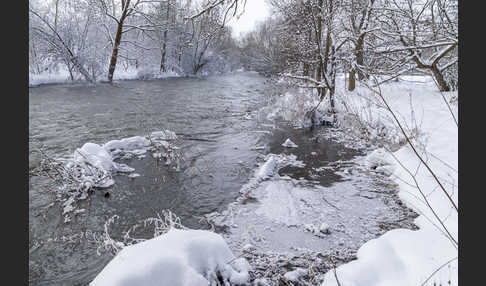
{"left": 32, "top": 130, "right": 181, "bottom": 223}
{"left": 29, "top": 0, "right": 244, "bottom": 85}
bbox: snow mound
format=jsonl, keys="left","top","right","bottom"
{"left": 103, "top": 136, "right": 151, "bottom": 154}
{"left": 284, "top": 268, "right": 308, "bottom": 282}
{"left": 90, "top": 229, "right": 250, "bottom": 286}
{"left": 282, "top": 138, "right": 298, "bottom": 148}
{"left": 365, "top": 148, "right": 392, "bottom": 168}
{"left": 75, "top": 142, "right": 135, "bottom": 174}
{"left": 75, "top": 143, "right": 117, "bottom": 171}
{"left": 364, "top": 148, "right": 395, "bottom": 176}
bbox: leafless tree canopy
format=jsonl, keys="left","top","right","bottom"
{"left": 29, "top": 0, "right": 244, "bottom": 82}
{"left": 239, "top": 0, "right": 457, "bottom": 94}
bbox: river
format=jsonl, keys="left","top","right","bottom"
{"left": 29, "top": 72, "right": 416, "bottom": 285}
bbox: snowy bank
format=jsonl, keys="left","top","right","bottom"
{"left": 29, "top": 67, "right": 180, "bottom": 87}
{"left": 320, "top": 76, "right": 458, "bottom": 285}
{"left": 90, "top": 229, "right": 250, "bottom": 286}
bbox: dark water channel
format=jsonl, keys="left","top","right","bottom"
{"left": 29, "top": 72, "right": 408, "bottom": 285}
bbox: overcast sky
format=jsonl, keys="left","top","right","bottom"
{"left": 228, "top": 0, "right": 270, "bottom": 38}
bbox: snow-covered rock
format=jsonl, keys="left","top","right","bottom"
{"left": 90, "top": 229, "right": 250, "bottom": 286}
{"left": 75, "top": 142, "right": 116, "bottom": 171}
{"left": 282, "top": 138, "right": 298, "bottom": 148}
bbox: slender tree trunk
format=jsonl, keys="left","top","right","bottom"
{"left": 160, "top": 0, "right": 171, "bottom": 72}
{"left": 54, "top": 0, "right": 60, "bottom": 33}
{"left": 355, "top": 37, "right": 365, "bottom": 80}
{"left": 322, "top": 0, "right": 334, "bottom": 99}
{"left": 303, "top": 25, "right": 312, "bottom": 77}
{"left": 348, "top": 37, "right": 363, "bottom": 91}
{"left": 316, "top": 0, "right": 324, "bottom": 98}
{"left": 108, "top": 0, "right": 130, "bottom": 83}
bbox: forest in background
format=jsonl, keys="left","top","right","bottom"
{"left": 29, "top": 0, "right": 457, "bottom": 94}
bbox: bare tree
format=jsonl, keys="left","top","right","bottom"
{"left": 29, "top": 2, "right": 95, "bottom": 82}
{"left": 375, "top": 0, "right": 457, "bottom": 91}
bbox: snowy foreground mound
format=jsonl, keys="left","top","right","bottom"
{"left": 91, "top": 229, "right": 250, "bottom": 286}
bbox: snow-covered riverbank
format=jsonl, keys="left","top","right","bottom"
{"left": 320, "top": 76, "right": 458, "bottom": 286}
{"left": 28, "top": 67, "right": 180, "bottom": 87}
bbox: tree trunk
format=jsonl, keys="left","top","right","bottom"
{"left": 348, "top": 69, "right": 356, "bottom": 91}
{"left": 431, "top": 65, "right": 450, "bottom": 92}
{"left": 303, "top": 25, "right": 312, "bottom": 77}
{"left": 356, "top": 37, "right": 365, "bottom": 80}
{"left": 160, "top": 0, "right": 170, "bottom": 72}
{"left": 329, "top": 46, "right": 336, "bottom": 113}
{"left": 316, "top": 0, "right": 324, "bottom": 98}
{"left": 108, "top": 0, "right": 130, "bottom": 83}
{"left": 54, "top": 0, "right": 60, "bottom": 33}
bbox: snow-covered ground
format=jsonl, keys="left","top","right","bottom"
{"left": 319, "top": 76, "right": 458, "bottom": 286}
{"left": 29, "top": 67, "right": 180, "bottom": 87}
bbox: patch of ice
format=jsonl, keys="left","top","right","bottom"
{"left": 250, "top": 146, "right": 266, "bottom": 150}
{"left": 254, "top": 154, "right": 305, "bottom": 181}
{"left": 255, "top": 181, "right": 301, "bottom": 227}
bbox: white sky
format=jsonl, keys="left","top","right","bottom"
{"left": 228, "top": 0, "right": 270, "bottom": 38}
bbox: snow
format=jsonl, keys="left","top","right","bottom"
{"left": 364, "top": 148, "right": 395, "bottom": 176}
{"left": 304, "top": 222, "right": 331, "bottom": 236}
{"left": 321, "top": 76, "right": 458, "bottom": 286}
{"left": 29, "top": 68, "right": 180, "bottom": 87}
{"left": 90, "top": 229, "right": 250, "bottom": 286}
{"left": 75, "top": 143, "right": 117, "bottom": 172}
{"left": 29, "top": 69, "right": 73, "bottom": 87}
{"left": 284, "top": 268, "right": 308, "bottom": 282}
{"left": 253, "top": 153, "right": 304, "bottom": 181}
{"left": 281, "top": 138, "right": 298, "bottom": 148}
{"left": 103, "top": 136, "right": 151, "bottom": 153}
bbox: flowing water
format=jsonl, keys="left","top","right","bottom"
{"left": 29, "top": 72, "right": 416, "bottom": 285}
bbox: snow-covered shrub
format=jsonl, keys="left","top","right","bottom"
{"left": 31, "top": 130, "right": 182, "bottom": 222}
{"left": 91, "top": 211, "right": 251, "bottom": 286}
